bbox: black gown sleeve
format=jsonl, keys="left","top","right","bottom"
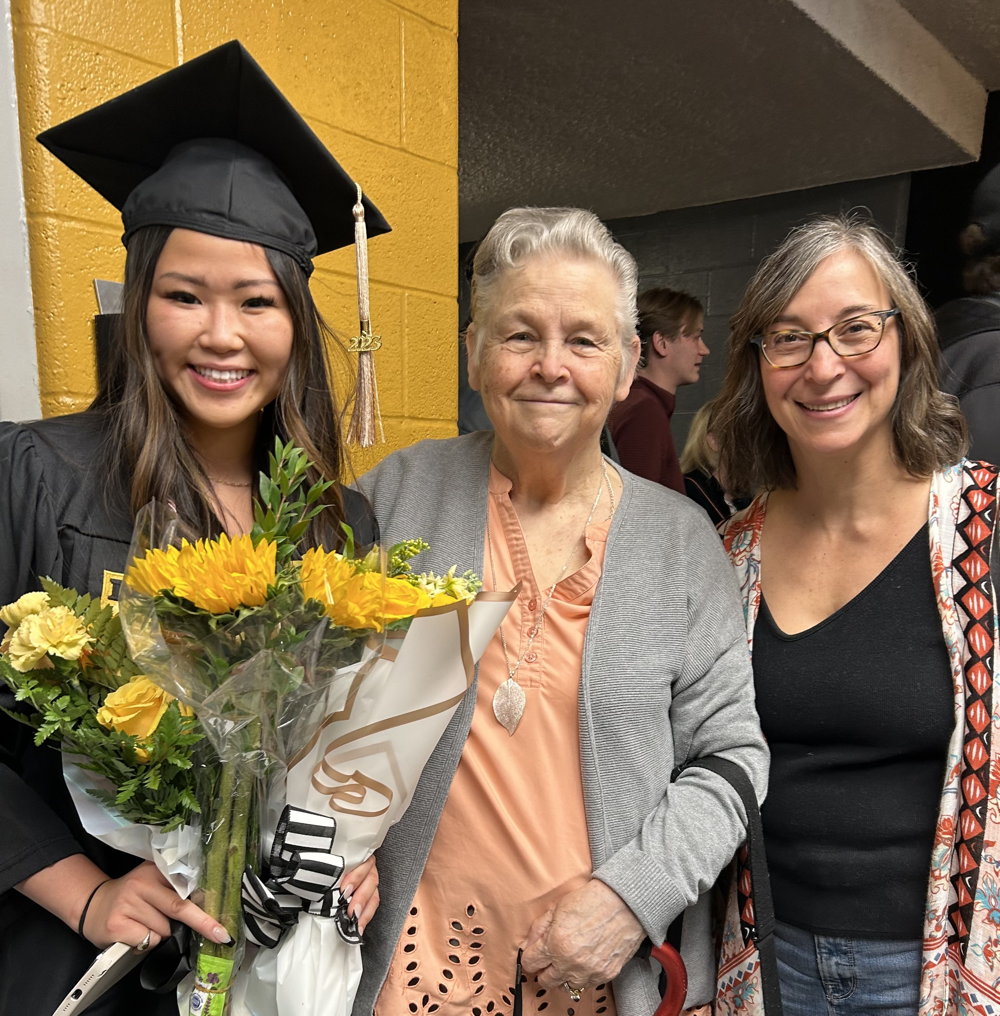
{"left": 342, "top": 484, "right": 379, "bottom": 548}
{"left": 0, "top": 422, "right": 65, "bottom": 608}
{"left": 0, "top": 423, "right": 83, "bottom": 893}
{"left": 0, "top": 420, "right": 178, "bottom": 1014}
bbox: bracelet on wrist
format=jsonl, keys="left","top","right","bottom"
{"left": 77, "top": 878, "right": 112, "bottom": 939}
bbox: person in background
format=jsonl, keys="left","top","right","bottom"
{"left": 680, "top": 398, "right": 748, "bottom": 526}
{"left": 0, "top": 42, "right": 382, "bottom": 1015}
{"left": 607, "top": 287, "right": 708, "bottom": 492}
{"left": 935, "top": 161, "right": 1000, "bottom": 465}
{"left": 356, "top": 207, "right": 767, "bottom": 1016}
{"left": 713, "top": 213, "right": 997, "bottom": 1015}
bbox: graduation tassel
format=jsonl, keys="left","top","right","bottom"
{"left": 346, "top": 184, "right": 384, "bottom": 447}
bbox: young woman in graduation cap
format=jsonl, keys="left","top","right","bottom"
{"left": 0, "top": 41, "right": 388, "bottom": 1014}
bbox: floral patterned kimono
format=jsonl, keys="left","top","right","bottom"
{"left": 717, "top": 461, "right": 1000, "bottom": 1016}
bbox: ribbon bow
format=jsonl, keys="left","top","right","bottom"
{"left": 242, "top": 805, "right": 362, "bottom": 948}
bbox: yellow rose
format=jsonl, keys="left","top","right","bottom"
{"left": 300, "top": 551, "right": 433, "bottom": 631}
{"left": 96, "top": 676, "right": 191, "bottom": 761}
{"left": 325, "top": 572, "right": 386, "bottom": 630}
{"left": 380, "top": 577, "right": 432, "bottom": 621}
{"left": 7, "top": 606, "right": 93, "bottom": 672}
{"left": 0, "top": 591, "right": 50, "bottom": 628}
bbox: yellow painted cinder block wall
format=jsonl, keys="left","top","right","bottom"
{"left": 11, "top": 0, "right": 458, "bottom": 474}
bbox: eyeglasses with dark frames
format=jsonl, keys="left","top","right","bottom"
{"left": 751, "top": 308, "right": 901, "bottom": 368}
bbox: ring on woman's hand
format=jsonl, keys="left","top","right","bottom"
{"left": 135, "top": 930, "right": 152, "bottom": 952}
{"left": 562, "top": 982, "right": 584, "bottom": 1002}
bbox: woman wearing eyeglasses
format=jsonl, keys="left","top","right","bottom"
{"left": 712, "top": 214, "right": 999, "bottom": 1015}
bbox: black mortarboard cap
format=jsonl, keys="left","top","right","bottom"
{"left": 37, "top": 40, "right": 390, "bottom": 274}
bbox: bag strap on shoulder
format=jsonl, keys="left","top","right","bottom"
{"left": 673, "top": 756, "right": 783, "bottom": 1014}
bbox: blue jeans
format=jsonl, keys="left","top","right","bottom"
{"left": 775, "top": 920, "right": 922, "bottom": 1016}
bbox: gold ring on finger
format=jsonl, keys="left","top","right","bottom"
{"left": 562, "top": 982, "right": 583, "bottom": 1003}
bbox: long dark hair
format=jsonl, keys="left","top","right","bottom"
{"left": 92, "top": 225, "right": 351, "bottom": 546}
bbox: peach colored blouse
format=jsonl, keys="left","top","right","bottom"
{"left": 376, "top": 466, "right": 617, "bottom": 1016}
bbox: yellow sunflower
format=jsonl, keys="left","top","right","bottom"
{"left": 127, "top": 534, "right": 277, "bottom": 614}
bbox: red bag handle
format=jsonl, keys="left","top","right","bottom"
{"left": 650, "top": 942, "right": 687, "bottom": 1016}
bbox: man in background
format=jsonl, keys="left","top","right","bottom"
{"left": 936, "top": 163, "right": 1000, "bottom": 465}
{"left": 608, "top": 286, "right": 708, "bottom": 491}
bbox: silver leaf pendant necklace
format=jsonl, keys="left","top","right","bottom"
{"left": 485, "top": 460, "right": 615, "bottom": 735}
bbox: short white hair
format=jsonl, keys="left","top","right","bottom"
{"left": 466, "top": 207, "right": 638, "bottom": 381}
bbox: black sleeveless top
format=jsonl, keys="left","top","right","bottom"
{"left": 753, "top": 523, "right": 953, "bottom": 938}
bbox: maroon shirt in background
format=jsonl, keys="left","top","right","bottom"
{"left": 607, "top": 375, "right": 685, "bottom": 493}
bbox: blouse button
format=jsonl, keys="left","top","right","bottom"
{"left": 525, "top": 652, "right": 537, "bottom": 663}
{"left": 527, "top": 598, "right": 537, "bottom": 610}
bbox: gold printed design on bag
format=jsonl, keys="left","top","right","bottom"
{"left": 296, "top": 600, "right": 481, "bottom": 817}
{"left": 311, "top": 741, "right": 402, "bottom": 817}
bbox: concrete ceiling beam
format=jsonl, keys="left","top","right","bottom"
{"left": 791, "top": 0, "right": 985, "bottom": 159}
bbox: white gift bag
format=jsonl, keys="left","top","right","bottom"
{"left": 240, "top": 593, "right": 513, "bottom": 1016}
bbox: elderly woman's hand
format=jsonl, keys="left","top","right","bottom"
{"left": 520, "top": 878, "right": 645, "bottom": 990}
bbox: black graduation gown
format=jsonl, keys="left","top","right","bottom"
{"left": 0, "top": 411, "right": 376, "bottom": 1015}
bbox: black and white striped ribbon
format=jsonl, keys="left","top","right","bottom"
{"left": 241, "top": 805, "right": 362, "bottom": 948}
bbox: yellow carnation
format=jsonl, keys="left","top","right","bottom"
{"left": 127, "top": 534, "right": 276, "bottom": 613}
{"left": 96, "top": 676, "right": 192, "bottom": 762}
{"left": 7, "top": 606, "right": 92, "bottom": 672}
{"left": 0, "top": 591, "right": 50, "bottom": 628}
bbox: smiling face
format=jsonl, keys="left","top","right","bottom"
{"left": 759, "top": 248, "right": 900, "bottom": 467}
{"left": 145, "top": 228, "right": 294, "bottom": 448}
{"left": 468, "top": 253, "right": 638, "bottom": 461}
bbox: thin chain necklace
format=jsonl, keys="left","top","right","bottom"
{"left": 208, "top": 476, "right": 253, "bottom": 488}
{"left": 486, "top": 459, "right": 614, "bottom": 735}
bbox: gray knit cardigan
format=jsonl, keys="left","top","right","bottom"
{"left": 352, "top": 432, "right": 768, "bottom": 1015}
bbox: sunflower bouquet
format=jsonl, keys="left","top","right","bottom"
{"left": 115, "top": 441, "right": 502, "bottom": 1016}
{"left": 1, "top": 441, "right": 508, "bottom": 1016}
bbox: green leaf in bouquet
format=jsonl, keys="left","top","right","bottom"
{"left": 38, "top": 576, "right": 85, "bottom": 610}
{"left": 251, "top": 438, "right": 334, "bottom": 562}
{"left": 179, "top": 788, "right": 200, "bottom": 812}
{"left": 258, "top": 472, "right": 275, "bottom": 509}
{"left": 116, "top": 776, "right": 141, "bottom": 803}
{"left": 339, "top": 522, "right": 356, "bottom": 560}
{"left": 36, "top": 720, "right": 60, "bottom": 745}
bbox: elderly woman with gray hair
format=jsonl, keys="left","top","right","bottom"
{"left": 352, "top": 207, "right": 767, "bottom": 1016}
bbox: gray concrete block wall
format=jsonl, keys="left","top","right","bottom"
{"left": 608, "top": 173, "right": 912, "bottom": 454}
